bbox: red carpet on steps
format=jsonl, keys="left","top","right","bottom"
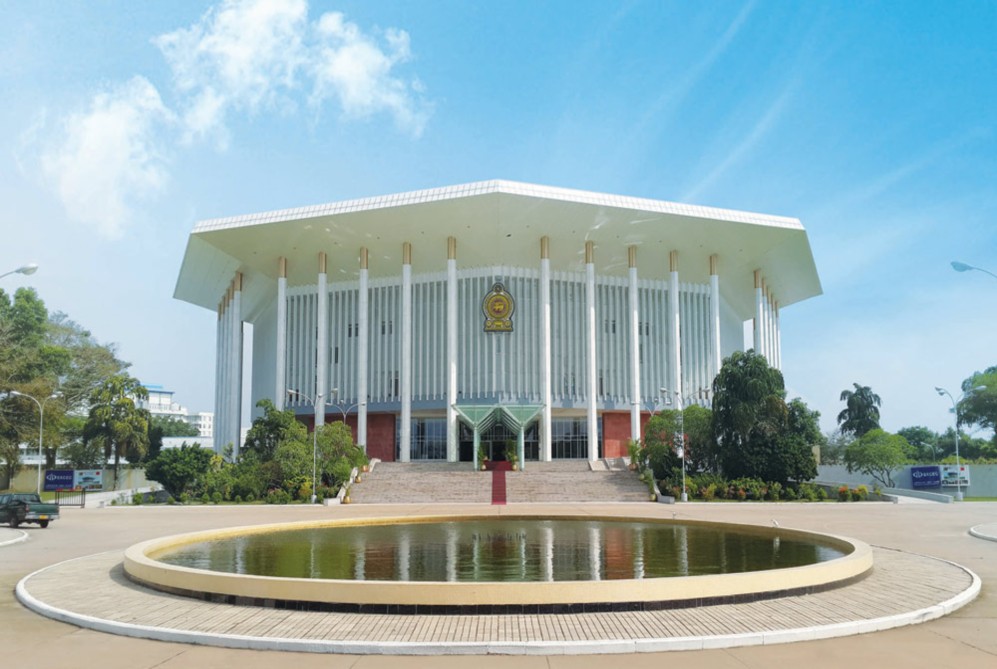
{"left": 489, "top": 461, "right": 511, "bottom": 504}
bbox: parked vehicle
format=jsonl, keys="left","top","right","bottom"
{"left": 0, "top": 492, "right": 60, "bottom": 528}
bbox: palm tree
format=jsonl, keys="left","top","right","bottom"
{"left": 837, "top": 383, "right": 882, "bottom": 437}
{"left": 84, "top": 374, "right": 149, "bottom": 488}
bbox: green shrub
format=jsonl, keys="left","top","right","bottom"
{"left": 854, "top": 485, "right": 869, "bottom": 501}
{"left": 179, "top": 492, "right": 190, "bottom": 504}
{"left": 245, "top": 492, "right": 255, "bottom": 503}
{"left": 132, "top": 492, "right": 143, "bottom": 505}
{"left": 330, "top": 457, "right": 355, "bottom": 489}
{"left": 234, "top": 494, "right": 243, "bottom": 504}
{"left": 200, "top": 493, "right": 211, "bottom": 505}
{"left": 783, "top": 485, "right": 799, "bottom": 501}
{"left": 767, "top": 481, "right": 782, "bottom": 501}
{"left": 265, "top": 488, "right": 291, "bottom": 504}
{"left": 837, "top": 485, "right": 850, "bottom": 502}
{"left": 211, "top": 491, "right": 223, "bottom": 504}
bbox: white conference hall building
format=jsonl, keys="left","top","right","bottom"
{"left": 174, "top": 180, "right": 821, "bottom": 465}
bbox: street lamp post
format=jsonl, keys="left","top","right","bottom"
{"left": 661, "top": 387, "right": 710, "bottom": 503}
{"left": 329, "top": 388, "right": 361, "bottom": 423}
{"left": 934, "top": 385, "right": 986, "bottom": 501}
{"left": 951, "top": 261, "right": 997, "bottom": 281}
{"left": 10, "top": 390, "right": 59, "bottom": 495}
{"left": 0, "top": 263, "right": 39, "bottom": 280}
{"left": 286, "top": 389, "right": 327, "bottom": 504}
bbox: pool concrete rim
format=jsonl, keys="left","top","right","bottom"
{"left": 123, "top": 513, "right": 873, "bottom": 609}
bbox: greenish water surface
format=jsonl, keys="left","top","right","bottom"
{"left": 157, "top": 519, "right": 845, "bottom": 582}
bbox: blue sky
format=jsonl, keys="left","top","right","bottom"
{"left": 2, "top": 0, "right": 995, "bottom": 437}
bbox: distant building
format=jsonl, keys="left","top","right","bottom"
{"left": 138, "top": 385, "right": 213, "bottom": 439}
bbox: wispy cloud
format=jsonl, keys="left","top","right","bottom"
{"left": 682, "top": 84, "right": 794, "bottom": 202}
{"left": 310, "top": 12, "right": 430, "bottom": 136}
{"left": 39, "top": 77, "right": 175, "bottom": 239}
{"left": 636, "top": 1, "right": 756, "bottom": 130}
{"left": 26, "top": 0, "right": 432, "bottom": 238}
{"left": 155, "top": 0, "right": 308, "bottom": 144}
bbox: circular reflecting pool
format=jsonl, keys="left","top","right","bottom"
{"left": 155, "top": 518, "right": 847, "bottom": 582}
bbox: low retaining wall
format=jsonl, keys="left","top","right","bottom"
{"left": 818, "top": 464, "right": 997, "bottom": 498}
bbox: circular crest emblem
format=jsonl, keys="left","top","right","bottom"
{"left": 482, "top": 282, "right": 515, "bottom": 332}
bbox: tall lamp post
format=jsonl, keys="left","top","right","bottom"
{"left": 286, "top": 389, "right": 327, "bottom": 504}
{"left": 10, "top": 390, "right": 59, "bottom": 495}
{"left": 951, "top": 261, "right": 997, "bottom": 281}
{"left": 934, "top": 384, "right": 986, "bottom": 501}
{"left": 0, "top": 263, "right": 39, "bottom": 280}
{"left": 661, "top": 387, "right": 710, "bottom": 503}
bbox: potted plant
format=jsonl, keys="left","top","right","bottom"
{"left": 343, "top": 486, "right": 352, "bottom": 504}
{"left": 477, "top": 443, "right": 489, "bottom": 470}
{"left": 507, "top": 449, "right": 520, "bottom": 471}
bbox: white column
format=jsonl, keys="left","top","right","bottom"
{"left": 275, "top": 257, "right": 288, "bottom": 410}
{"left": 669, "top": 251, "right": 682, "bottom": 400}
{"left": 215, "top": 299, "right": 225, "bottom": 456}
{"left": 585, "top": 241, "right": 598, "bottom": 461}
{"left": 230, "top": 273, "right": 243, "bottom": 458}
{"left": 400, "top": 242, "right": 412, "bottom": 462}
{"left": 316, "top": 252, "right": 328, "bottom": 428}
{"left": 761, "top": 280, "right": 771, "bottom": 362}
{"left": 357, "top": 248, "right": 369, "bottom": 449}
{"left": 628, "top": 246, "right": 641, "bottom": 442}
{"left": 753, "top": 269, "right": 763, "bottom": 354}
{"left": 221, "top": 291, "right": 230, "bottom": 452}
{"left": 709, "top": 255, "right": 721, "bottom": 382}
{"left": 446, "top": 237, "right": 458, "bottom": 462}
{"left": 540, "top": 237, "right": 552, "bottom": 462}
{"left": 774, "top": 300, "right": 782, "bottom": 370}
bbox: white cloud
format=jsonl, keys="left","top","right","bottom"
{"left": 29, "top": 1, "right": 432, "bottom": 238}
{"left": 155, "top": 0, "right": 308, "bottom": 142}
{"left": 154, "top": 0, "right": 431, "bottom": 141}
{"left": 39, "top": 76, "right": 175, "bottom": 239}
{"left": 309, "top": 12, "right": 431, "bottom": 136}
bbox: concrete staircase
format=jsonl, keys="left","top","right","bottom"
{"left": 348, "top": 460, "right": 651, "bottom": 504}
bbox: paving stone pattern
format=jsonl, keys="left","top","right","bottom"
{"left": 21, "top": 547, "right": 971, "bottom": 647}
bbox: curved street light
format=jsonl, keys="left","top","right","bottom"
{"left": 951, "top": 261, "right": 997, "bottom": 280}
{"left": 0, "top": 263, "right": 39, "bottom": 280}
{"left": 934, "top": 384, "right": 986, "bottom": 501}
{"left": 9, "top": 390, "right": 59, "bottom": 495}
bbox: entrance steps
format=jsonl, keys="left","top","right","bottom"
{"left": 348, "top": 461, "right": 651, "bottom": 504}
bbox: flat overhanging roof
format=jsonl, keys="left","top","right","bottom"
{"left": 175, "top": 180, "right": 821, "bottom": 320}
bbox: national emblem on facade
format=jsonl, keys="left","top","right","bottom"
{"left": 482, "top": 282, "right": 515, "bottom": 332}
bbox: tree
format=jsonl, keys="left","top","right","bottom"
{"left": 821, "top": 429, "right": 850, "bottom": 465}
{"left": 1, "top": 439, "right": 21, "bottom": 488}
{"left": 242, "top": 399, "right": 308, "bottom": 462}
{"left": 640, "top": 411, "right": 681, "bottom": 481}
{"left": 844, "top": 429, "right": 910, "bottom": 487}
{"left": 958, "top": 366, "right": 997, "bottom": 443}
{"left": 712, "top": 349, "right": 817, "bottom": 483}
{"left": 84, "top": 374, "right": 149, "bottom": 487}
{"left": 151, "top": 414, "right": 200, "bottom": 437}
{"left": 837, "top": 383, "right": 882, "bottom": 437}
{"left": 897, "top": 426, "right": 939, "bottom": 462}
{"left": 145, "top": 443, "right": 214, "bottom": 499}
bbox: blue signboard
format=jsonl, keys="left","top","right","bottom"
{"left": 43, "top": 469, "right": 75, "bottom": 491}
{"left": 911, "top": 465, "right": 941, "bottom": 489}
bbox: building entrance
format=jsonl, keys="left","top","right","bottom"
{"left": 458, "top": 423, "right": 539, "bottom": 462}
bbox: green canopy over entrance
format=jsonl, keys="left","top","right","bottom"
{"left": 453, "top": 405, "right": 544, "bottom": 469}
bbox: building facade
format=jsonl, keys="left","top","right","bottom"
{"left": 137, "top": 385, "right": 214, "bottom": 439}
{"left": 175, "top": 181, "right": 821, "bottom": 463}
